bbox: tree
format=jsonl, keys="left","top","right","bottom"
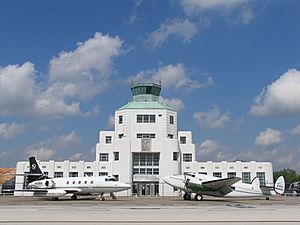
{"left": 273, "top": 169, "right": 300, "bottom": 187}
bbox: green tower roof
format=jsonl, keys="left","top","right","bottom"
{"left": 117, "top": 81, "right": 175, "bottom": 111}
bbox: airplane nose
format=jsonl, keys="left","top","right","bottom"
{"left": 163, "top": 176, "right": 173, "bottom": 185}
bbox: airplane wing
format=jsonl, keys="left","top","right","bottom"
{"left": 202, "top": 177, "right": 241, "bottom": 191}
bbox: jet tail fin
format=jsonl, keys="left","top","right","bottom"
{"left": 27, "top": 156, "right": 48, "bottom": 183}
{"left": 274, "top": 176, "right": 285, "bottom": 195}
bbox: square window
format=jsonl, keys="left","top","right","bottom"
{"left": 183, "top": 153, "right": 192, "bottom": 162}
{"left": 150, "top": 115, "right": 155, "bottom": 123}
{"left": 137, "top": 115, "right": 143, "bottom": 123}
{"left": 99, "top": 153, "right": 109, "bottom": 162}
{"left": 105, "top": 136, "right": 112, "bottom": 144}
{"left": 180, "top": 136, "right": 186, "bottom": 144}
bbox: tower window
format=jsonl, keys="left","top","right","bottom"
{"left": 137, "top": 115, "right": 156, "bottom": 123}
{"left": 105, "top": 136, "right": 112, "bottom": 144}
{"left": 119, "top": 115, "right": 123, "bottom": 124}
{"left": 183, "top": 153, "right": 192, "bottom": 162}
{"left": 180, "top": 136, "right": 186, "bottom": 144}
{"left": 173, "top": 152, "right": 179, "bottom": 161}
{"left": 114, "top": 152, "right": 119, "bottom": 161}
{"left": 99, "top": 153, "right": 109, "bottom": 162}
{"left": 170, "top": 115, "right": 174, "bottom": 124}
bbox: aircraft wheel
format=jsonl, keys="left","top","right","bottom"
{"left": 195, "top": 193, "right": 203, "bottom": 201}
{"left": 266, "top": 196, "right": 269, "bottom": 200}
{"left": 183, "top": 192, "right": 191, "bottom": 200}
{"left": 71, "top": 195, "right": 77, "bottom": 200}
{"left": 52, "top": 197, "right": 59, "bottom": 201}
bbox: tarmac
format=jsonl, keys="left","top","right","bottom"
{"left": 0, "top": 195, "right": 299, "bottom": 225}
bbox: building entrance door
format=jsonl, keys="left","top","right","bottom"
{"left": 133, "top": 182, "right": 158, "bottom": 196}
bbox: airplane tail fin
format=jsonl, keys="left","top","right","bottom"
{"left": 274, "top": 176, "right": 285, "bottom": 195}
{"left": 27, "top": 156, "right": 48, "bottom": 183}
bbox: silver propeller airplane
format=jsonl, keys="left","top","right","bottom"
{"left": 164, "top": 173, "right": 285, "bottom": 201}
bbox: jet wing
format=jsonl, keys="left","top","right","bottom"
{"left": 202, "top": 177, "right": 241, "bottom": 191}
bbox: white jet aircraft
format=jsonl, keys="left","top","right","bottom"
{"left": 15, "top": 157, "right": 130, "bottom": 200}
{"left": 164, "top": 173, "right": 285, "bottom": 201}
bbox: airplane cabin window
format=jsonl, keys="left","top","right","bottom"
{"left": 105, "top": 178, "right": 108, "bottom": 182}
{"left": 73, "top": 181, "right": 75, "bottom": 184}
{"left": 78, "top": 181, "right": 81, "bottom": 184}
{"left": 91, "top": 181, "right": 94, "bottom": 184}
{"left": 67, "top": 181, "right": 69, "bottom": 184}
{"left": 84, "top": 181, "right": 87, "bottom": 184}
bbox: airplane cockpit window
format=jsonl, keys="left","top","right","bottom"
{"left": 185, "top": 173, "right": 195, "bottom": 177}
{"left": 105, "top": 177, "right": 117, "bottom": 181}
{"left": 105, "top": 178, "right": 108, "bottom": 182}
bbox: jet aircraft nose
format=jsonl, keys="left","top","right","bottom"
{"left": 118, "top": 182, "right": 131, "bottom": 191}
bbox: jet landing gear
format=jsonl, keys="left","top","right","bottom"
{"left": 183, "top": 192, "right": 203, "bottom": 201}
{"left": 71, "top": 194, "right": 77, "bottom": 200}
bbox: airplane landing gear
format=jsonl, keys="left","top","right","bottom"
{"left": 195, "top": 193, "right": 203, "bottom": 201}
{"left": 71, "top": 194, "right": 77, "bottom": 200}
{"left": 266, "top": 196, "right": 270, "bottom": 200}
{"left": 183, "top": 192, "right": 191, "bottom": 200}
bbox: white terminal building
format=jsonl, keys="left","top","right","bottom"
{"left": 15, "top": 81, "right": 274, "bottom": 196}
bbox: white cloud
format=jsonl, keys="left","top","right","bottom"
{"left": 0, "top": 122, "right": 25, "bottom": 139}
{"left": 49, "top": 32, "right": 123, "bottom": 100}
{"left": 159, "top": 97, "right": 185, "bottom": 111}
{"left": 128, "top": 0, "right": 142, "bottom": 24}
{"left": 69, "top": 153, "right": 86, "bottom": 161}
{"left": 196, "top": 139, "right": 233, "bottom": 161}
{"left": 180, "top": 0, "right": 249, "bottom": 14}
{"left": 54, "top": 131, "right": 81, "bottom": 149}
{"left": 193, "top": 106, "right": 230, "bottom": 128}
{"left": 108, "top": 115, "right": 115, "bottom": 127}
{"left": 0, "top": 33, "right": 123, "bottom": 119}
{"left": 255, "top": 128, "right": 283, "bottom": 146}
{"left": 145, "top": 19, "right": 198, "bottom": 47}
{"left": 0, "top": 62, "right": 37, "bottom": 115}
{"left": 131, "top": 64, "right": 213, "bottom": 92}
{"left": 26, "top": 147, "right": 55, "bottom": 161}
{"left": 251, "top": 69, "right": 300, "bottom": 116}
{"left": 180, "top": 0, "right": 255, "bottom": 25}
{"left": 291, "top": 124, "right": 300, "bottom": 136}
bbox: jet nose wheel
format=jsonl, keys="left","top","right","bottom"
{"left": 195, "top": 193, "right": 203, "bottom": 201}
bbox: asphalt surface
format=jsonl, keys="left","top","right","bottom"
{"left": 0, "top": 195, "right": 299, "bottom": 225}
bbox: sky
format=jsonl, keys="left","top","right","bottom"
{"left": 1, "top": 0, "right": 300, "bottom": 172}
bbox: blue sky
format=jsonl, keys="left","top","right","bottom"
{"left": 1, "top": 0, "right": 300, "bottom": 172}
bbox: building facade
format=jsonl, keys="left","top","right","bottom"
{"left": 15, "top": 82, "right": 274, "bottom": 196}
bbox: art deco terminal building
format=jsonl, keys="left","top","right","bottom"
{"left": 15, "top": 81, "right": 273, "bottom": 196}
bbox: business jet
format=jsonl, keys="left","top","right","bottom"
{"left": 15, "top": 157, "right": 130, "bottom": 200}
{"left": 164, "top": 173, "right": 285, "bottom": 201}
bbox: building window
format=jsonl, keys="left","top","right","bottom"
{"left": 56, "top": 166, "right": 61, "bottom": 169}
{"left": 99, "top": 153, "right": 109, "bottom": 162}
{"left": 42, "top": 166, "right": 47, "bottom": 169}
{"left": 256, "top": 172, "right": 266, "bottom": 186}
{"left": 84, "top": 172, "right": 93, "bottom": 177}
{"left": 242, "top": 172, "right": 251, "bottom": 184}
{"left": 137, "top": 133, "right": 155, "bottom": 138}
{"left": 153, "top": 168, "right": 159, "bottom": 175}
{"left": 180, "top": 136, "right": 186, "bottom": 144}
{"left": 69, "top": 172, "right": 78, "bottom": 177}
{"left": 119, "top": 115, "right": 123, "bottom": 124}
{"left": 198, "top": 172, "right": 207, "bottom": 175}
{"left": 170, "top": 115, "right": 174, "bottom": 124}
{"left": 136, "top": 114, "right": 156, "bottom": 123}
{"left": 114, "top": 152, "right": 119, "bottom": 161}
{"left": 227, "top": 172, "right": 236, "bottom": 178}
{"left": 213, "top": 172, "right": 222, "bottom": 178}
{"left": 173, "top": 152, "right": 179, "bottom": 161}
{"left": 183, "top": 153, "right": 192, "bottom": 162}
{"left": 99, "top": 172, "right": 108, "bottom": 176}
{"left": 105, "top": 136, "right": 112, "bottom": 144}
{"left": 43, "top": 172, "right": 49, "bottom": 176}
{"left": 54, "top": 172, "right": 63, "bottom": 178}
{"left": 86, "top": 166, "right": 91, "bottom": 169}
